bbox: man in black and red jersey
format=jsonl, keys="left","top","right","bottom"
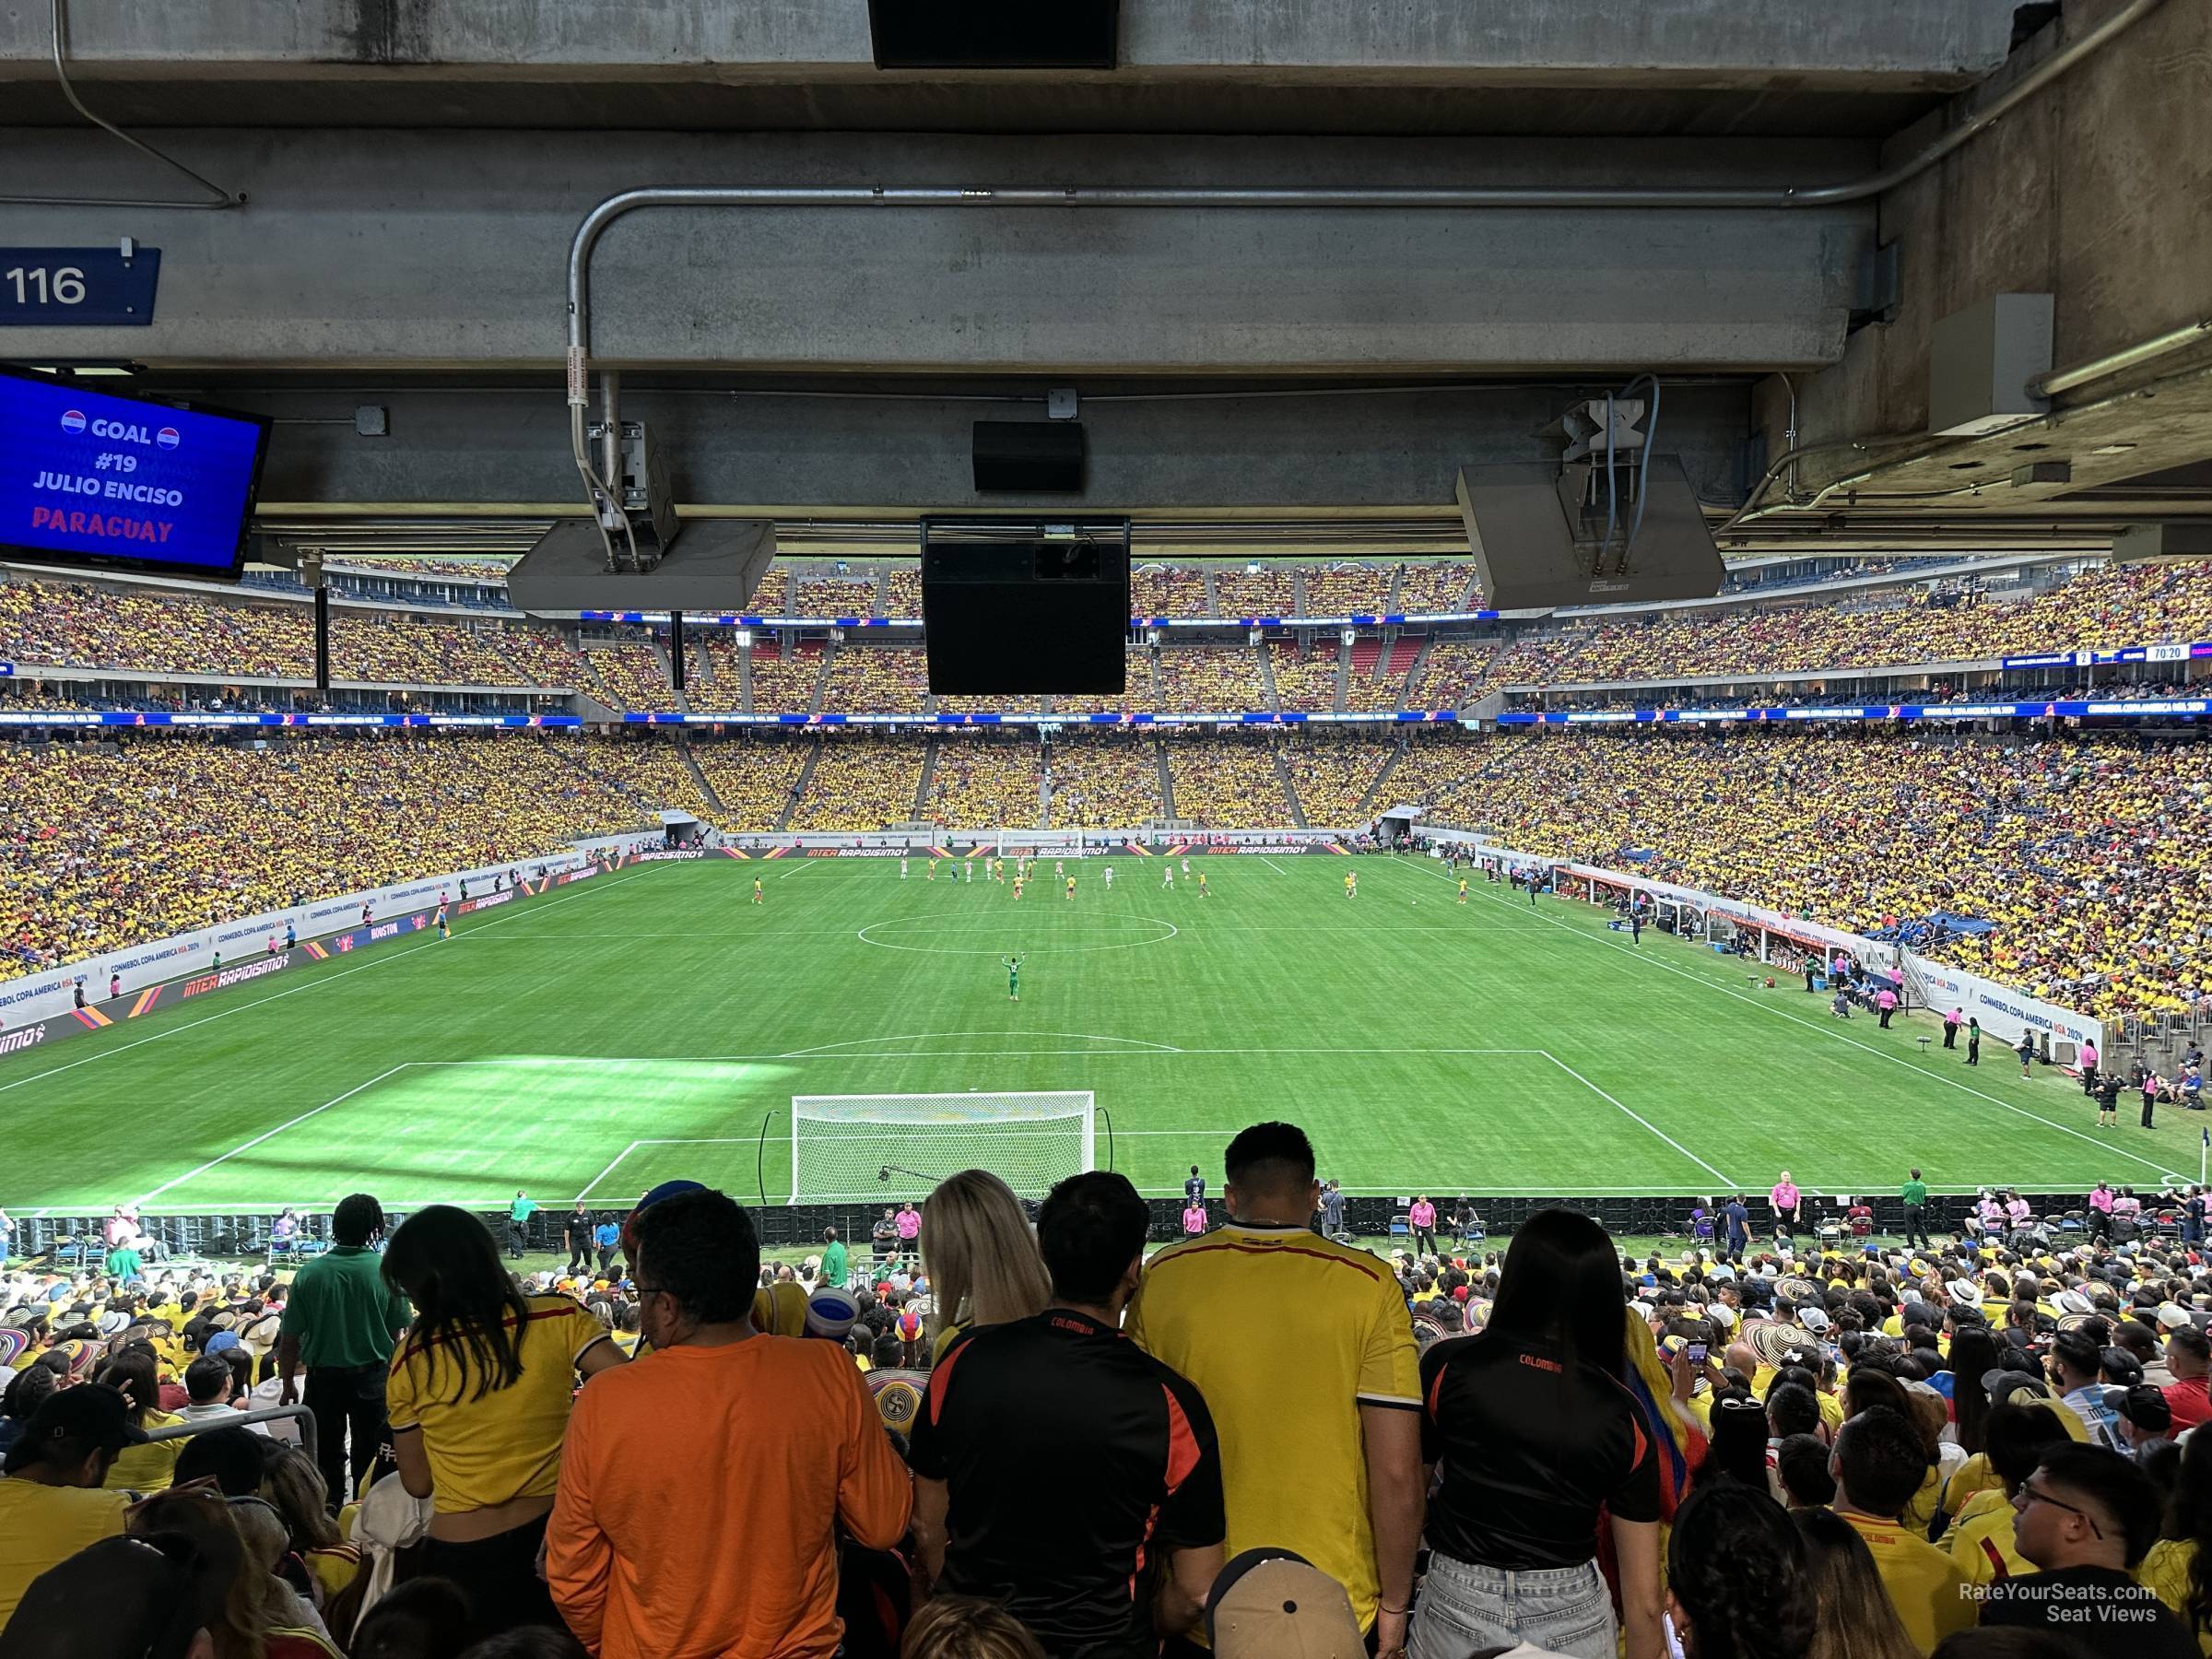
{"left": 909, "top": 1170, "right": 1225, "bottom": 1657}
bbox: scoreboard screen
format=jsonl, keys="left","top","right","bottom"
{"left": 0, "top": 365, "right": 271, "bottom": 581}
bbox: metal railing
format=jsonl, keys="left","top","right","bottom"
{"left": 142, "top": 1402, "right": 319, "bottom": 1465}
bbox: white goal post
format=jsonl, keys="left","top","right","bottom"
{"left": 790, "top": 1091, "right": 1097, "bottom": 1205}
{"left": 997, "top": 829, "right": 1087, "bottom": 858}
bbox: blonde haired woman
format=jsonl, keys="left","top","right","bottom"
{"left": 920, "top": 1171, "right": 1052, "bottom": 1363}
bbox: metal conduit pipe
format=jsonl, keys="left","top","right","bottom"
{"left": 561, "top": 0, "right": 2166, "bottom": 564}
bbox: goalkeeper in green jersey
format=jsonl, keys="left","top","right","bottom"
{"left": 1002, "top": 953, "right": 1027, "bottom": 1002}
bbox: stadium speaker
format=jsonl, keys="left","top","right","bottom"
{"left": 868, "top": 0, "right": 1119, "bottom": 70}
{"left": 920, "top": 518, "right": 1129, "bottom": 695}
{"left": 972, "top": 421, "right": 1086, "bottom": 495}
{"left": 507, "top": 520, "right": 778, "bottom": 617}
{"left": 1455, "top": 456, "right": 1724, "bottom": 610}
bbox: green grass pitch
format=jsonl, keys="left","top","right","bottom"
{"left": 5, "top": 854, "right": 2194, "bottom": 1214}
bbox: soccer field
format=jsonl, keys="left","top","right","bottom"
{"left": 4, "top": 854, "right": 2194, "bottom": 1214}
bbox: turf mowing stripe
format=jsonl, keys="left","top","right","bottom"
{"left": 1537, "top": 1052, "right": 1735, "bottom": 1187}
{"left": 1393, "top": 856, "right": 2188, "bottom": 1184}
{"left": 131, "top": 1065, "right": 410, "bottom": 1206}
{"left": 578, "top": 1139, "right": 642, "bottom": 1201}
{"left": 0, "top": 865, "right": 662, "bottom": 1098}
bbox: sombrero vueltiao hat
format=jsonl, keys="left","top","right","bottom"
{"left": 866, "top": 1368, "right": 931, "bottom": 1435}
{"left": 0, "top": 1329, "right": 27, "bottom": 1368}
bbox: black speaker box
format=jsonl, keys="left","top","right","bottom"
{"left": 869, "top": 0, "right": 1119, "bottom": 70}
{"left": 972, "top": 420, "right": 1086, "bottom": 494}
{"left": 922, "top": 532, "right": 1129, "bottom": 696}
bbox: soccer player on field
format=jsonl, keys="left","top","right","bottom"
{"left": 1065, "top": 875, "right": 1077, "bottom": 902}
{"left": 434, "top": 901, "right": 450, "bottom": 940}
{"left": 1055, "top": 859, "right": 1065, "bottom": 880}
{"left": 1196, "top": 872, "right": 1208, "bottom": 899}
{"left": 1013, "top": 876, "right": 1025, "bottom": 901}
{"left": 1102, "top": 865, "right": 1114, "bottom": 889}
{"left": 1162, "top": 865, "right": 1174, "bottom": 890}
{"left": 928, "top": 857, "right": 937, "bottom": 880}
{"left": 753, "top": 877, "right": 764, "bottom": 905}
{"left": 1457, "top": 877, "right": 1468, "bottom": 904}
{"left": 1002, "top": 954, "right": 1026, "bottom": 1002}
{"left": 900, "top": 856, "right": 908, "bottom": 879}
{"left": 1345, "top": 871, "right": 1357, "bottom": 900}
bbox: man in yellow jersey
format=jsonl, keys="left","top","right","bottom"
{"left": 1345, "top": 870, "right": 1357, "bottom": 900}
{"left": 1126, "top": 1123, "right": 1420, "bottom": 1656}
{"left": 753, "top": 877, "right": 763, "bottom": 905}
{"left": 1457, "top": 877, "right": 1468, "bottom": 904}
{"left": 1830, "top": 1406, "right": 1973, "bottom": 1652}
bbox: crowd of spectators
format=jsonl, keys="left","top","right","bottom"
{"left": 1395, "top": 561, "right": 1482, "bottom": 613}
{"left": 1302, "top": 562, "right": 1394, "bottom": 615}
{"left": 1164, "top": 735, "right": 1293, "bottom": 828}
{"left": 0, "top": 734, "right": 694, "bottom": 981}
{"left": 688, "top": 740, "right": 808, "bottom": 831}
{"left": 1132, "top": 564, "right": 1209, "bottom": 618}
{"left": 794, "top": 575, "right": 880, "bottom": 618}
{"left": 1283, "top": 737, "right": 1394, "bottom": 826}
{"left": 1154, "top": 647, "right": 1268, "bottom": 712}
{"left": 1492, "top": 563, "right": 2212, "bottom": 689}
{"left": 924, "top": 739, "right": 1043, "bottom": 829}
{"left": 20, "top": 1130, "right": 2212, "bottom": 1658}
{"left": 0, "top": 580, "right": 565, "bottom": 692}
{"left": 881, "top": 565, "right": 924, "bottom": 618}
{"left": 820, "top": 648, "right": 931, "bottom": 715}
{"left": 746, "top": 640, "right": 829, "bottom": 715}
{"left": 1269, "top": 641, "right": 1343, "bottom": 712}
{"left": 571, "top": 643, "right": 672, "bottom": 713}
{"left": 787, "top": 736, "right": 924, "bottom": 831}
{"left": 1212, "top": 566, "right": 1300, "bottom": 618}
{"left": 1042, "top": 736, "right": 1164, "bottom": 826}
{"left": 1407, "top": 638, "right": 1502, "bottom": 711}
{"left": 1438, "top": 727, "right": 2212, "bottom": 1023}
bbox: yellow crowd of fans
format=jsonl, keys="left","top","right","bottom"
{"left": 577, "top": 642, "right": 674, "bottom": 712}
{"left": 1213, "top": 566, "right": 1300, "bottom": 617}
{"left": 1282, "top": 737, "right": 1394, "bottom": 825}
{"left": 819, "top": 646, "right": 930, "bottom": 713}
{"left": 1163, "top": 735, "right": 1292, "bottom": 827}
{"left": 786, "top": 736, "right": 923, "bottom": 830}
{"left": 925, "top": 739, "right": 1043, "bottom": 828}
{"left": 1396, "top": 562, "right": 1481, "bottom": 612}
{"left": 1132, "top": 564, "right": 1209, "bottom": 618}
{"left": 0, "top": 735, "right": 677, "bottom": 979}
{"left": 882, "top": 565, "right": 924, "bottom": 618}
{"left": 688, "top": 740, "right": 807, "bottom": 830}
{"left": 1269, "top": 641, "right": 1343, "bottom": 712}
{"left": 794, "top": 575, "right": 879, "bottom": 617}
{"left": 747, "top": 641, "right": 829, "bottom": 714}
{"left": 1426, "top": 727, "right": 2212, "bottom": 1023}
{"left": 1492, "top": 562, "right": 2212, "bottom": 687}
{"left": 1154, "top": 646, "right": 1267, "bottom": 712}
{"left": 1043, "top": 738, "right": 1163, "bottom": 826}
{"left": 1408, "top": 639, "right": 1503, "bottom": 709}
{"left": 1300, "top": 563, "right": 1391, "bottom": 615}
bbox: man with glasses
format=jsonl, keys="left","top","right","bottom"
{"left": 1980, "top": 1442, "right": 2194, "bottom": 1655}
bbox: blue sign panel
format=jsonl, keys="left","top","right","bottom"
{"left": 0, "top": 366, "right": 270, "bottom": 579}
{"left": 0, "top": 247, "right": 161, "bottom": 326}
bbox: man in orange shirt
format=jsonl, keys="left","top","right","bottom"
{"left": 546, "top": 1188, "right": 912, "bottom": 1657}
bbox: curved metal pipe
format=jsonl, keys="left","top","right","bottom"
{"left": 0, "top": 0, "right": 239, "bottom": 210}
{"left": 560, "top": 0, "right": 2164, "bottom": 551}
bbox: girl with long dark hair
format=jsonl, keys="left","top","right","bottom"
{"left": 1665, "top": 1482, "right": 1815, "bottom": 1659}
{"left": 1409, "top": 1207, "right": 1663, "bottom": 1659}
{"left": 381, "top": 1205, "right": 626, "bottom": 1634}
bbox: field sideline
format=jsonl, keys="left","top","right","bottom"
{"left": 4, "top": 853, "right": 2193, "bottom": 1214}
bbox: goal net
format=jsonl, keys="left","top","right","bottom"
{"left": 790, "top": 1091, "right": 1097, "bottom": 1205}
{"left": 998, "top": 828, "right": 1087, "bottom": 858}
